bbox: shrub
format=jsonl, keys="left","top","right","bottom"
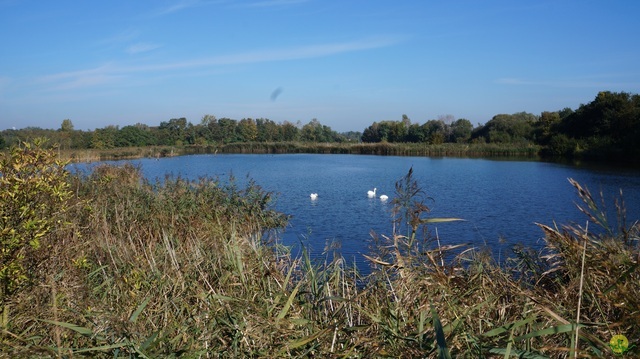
{"left": 0, "top": 139, "right": 73, "bottom": 325}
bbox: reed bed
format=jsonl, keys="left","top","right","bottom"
{"left": 58, "top": 146, "right": 182, "bottom": 163}
{"left": 54, "top": 142, "right": 541, "bottom": 162}
{"left": 1, "top": 142, "right": 637, "bottom": 358}
{"left": 218, "top": 141, "right": 541, "bottom": 158}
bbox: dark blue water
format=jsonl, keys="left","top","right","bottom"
{"left": 73, "top": 154, "right": 640, "bottom": 270}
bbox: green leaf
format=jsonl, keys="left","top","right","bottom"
{"left": 40, "top": 319, "right": 93, "bottom": 336}
{"left": 430, "top": 302, "right": 452, "bottom": 359}
{"left": 73, "top": 342, "right": 129, "bottom": 354}
{"left": 129, "top": 296, "right": 151, "bottom": 323}
{"left": 482, "top": 315, "right": 537, "bottom": 337}
{"left": 277, "top": 281, "right": 302, "bottom": 320}
{"left": 513, "top": 323, "right": 583, "bottom": 341}
{"left": 278, "top": 327, "right": 332, "bottom": 354}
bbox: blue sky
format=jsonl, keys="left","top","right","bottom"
{"left": 1, "top": 0, "right": 639, "bottom": 132}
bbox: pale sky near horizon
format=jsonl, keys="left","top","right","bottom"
{"left": 1, "top": 0, "right": 639, "bottom": 132}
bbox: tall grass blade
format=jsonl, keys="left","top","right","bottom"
{"left": 271, "top": 260, "right": 298, "bottom": 315}
{"left": 513, "top": 323, "right": 583, "bottom": 341}
{"left": 503, "top": 327, "right": 514, "bottom": 359}
{"left": 40, "top": 319, "right": 93, "bottom": 336}
{"left": 129, "top": 296, "right": 151, "bottom": 323}
{"left": 572, "top": 221, "right": 589, "bottom": 359}
{"left": 430, "top": 302, "right": 452, "bottom": 359}
{"left": 279, "top": 327, "right": 332, "bottom": 354}
{"left": 418, "top": 308, "right": 427, "bottom": 348}
{"left": 72, "top": 343, "right": 130, "bottom": 354}
{"left": 482, "top": 315, "right": 537, "bottom": 337}
{"left": 277, "top": 281, "right": 302, "bottom": 320}
{"left": 139, "top": 331, "right": 159, "bottom": 351}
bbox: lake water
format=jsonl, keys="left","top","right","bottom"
{"left": 76, "top": 154, "right": 640, "bottom": 271}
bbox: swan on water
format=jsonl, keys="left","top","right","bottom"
{"left": 379, "top": 194, "right": 388, "bottom": 201}
{"left": 367, "top": 188, "right": 377, "bottom": 198}
{"left": 310, "top": 193, "right": 318, "bottom": 200}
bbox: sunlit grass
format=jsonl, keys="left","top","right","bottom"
{"left": 55, "top": 141, "right": 542, "bottom": 162}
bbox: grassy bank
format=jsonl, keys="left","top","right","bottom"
{"left": 214, "top": 141, "right": 541, "bottom": 158}
{"left": 57, "top": 146, "right": 182, "bottom": 162}
{"left": 56, "top": 142, "right": 542, "bottom": 162}
{"left": 1, "top": 141, "right": 638, "bottom": 357}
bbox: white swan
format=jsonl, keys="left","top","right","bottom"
{"left": 379, "top": 194, "right": 388, "bottom": 201}
{"left": 310, "top": 193, "right": 318, "bottom": 200}
{"left": 367, "top": 187, "right": 377, "bottom": 198}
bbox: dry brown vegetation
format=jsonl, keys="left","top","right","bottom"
{"left": 1, "top": 141, "right": 638, "bottom": 358}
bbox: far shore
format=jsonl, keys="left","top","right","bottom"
{"left": 57, "top": 141, "right": 543, "bottom": 163}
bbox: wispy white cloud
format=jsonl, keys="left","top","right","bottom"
{"left": 37, "top": 36, "right": 402, "bottom": 90}
{"left": 36, "top": 65, "right": 125, "bottom": 91}
{"left": 126, "top": 42, "right": 163, "bottom": 55}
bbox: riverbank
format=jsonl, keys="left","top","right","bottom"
{"left": 57, "top": 142, "right": 542, "bottom": 163}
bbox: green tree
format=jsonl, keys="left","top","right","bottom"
{"left": 280, "top": 121, "right": 299, "bottom": 142}
{"left": 195, "top": 115, "right": 216, "bottom": 143}
{"left": 472, "top": 113, "right": 535, "bottom": 143}
{"left": 388, "top": 120, "right": 408, "bottom": 142}
{"left": 159, "top": 118, "right": 189, "bottom": 145}
{"left": 422, "top": 120, "right": 446, "bottom": 144}
{"left": 300, "top": 119, "right": 322, "bottom": 142}
{"left": 117, "top": 125, "right": 156, "bottom": 147}
{"left": 91, "top": 125, "right": 118, "bottom": 149}
{"left": 449, "top": 118, "right": 473, "bottom": 143}
{"left": 256, "top": 118, "right": 279, "bottom": 141}
{"left": 405, "top": 123, "right": 425, "bottom": 143}
{"left": 554, "top": 91, "right": 640, "bottom": 159}
{"left": 561, "top": 91, "right": 639, "bottom": 141}
{"left": 362, "top": 122, "right": 382, "bottom": 143}
{"left": 238, "top": 118, "right": 258, "bottom": 142}
{"left": 200, "top": 114, "right": 216, "bottom": 127}
{"left": 60, "top": 119, "right": 74, "bottom": 132}
{"left": 535, "top": 111, "right": 561, "bottom": 145}
{"left": 213, "top": 118, "right": 238, "bottom": 143}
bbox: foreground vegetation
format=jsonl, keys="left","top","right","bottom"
{"left": 1, "top": 141, "right": 638, "bottom": 357}
{"left": 2, "top": 90, "right": 639, "bottom": 163}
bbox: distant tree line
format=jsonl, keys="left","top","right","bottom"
{"left": 1, "top": 91, "right": 638, "bottom": 162}
{"left": 360, "top": 91, "right": 640, "bottom": 161}
{"left": 0, "top": 117, "right": 359, "bottom": 151}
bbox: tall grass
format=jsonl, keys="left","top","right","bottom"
{"left": 55, "top": 141, "right": 540, "bottom": 160}
{"left": 58, "top": 146, "right": 182, "bottom": 162}
{"left": 0, "top": 148, "right": 637, "bottom": 357}
{"left": 218, "top": 141, "right": 541, "bottom": 158}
